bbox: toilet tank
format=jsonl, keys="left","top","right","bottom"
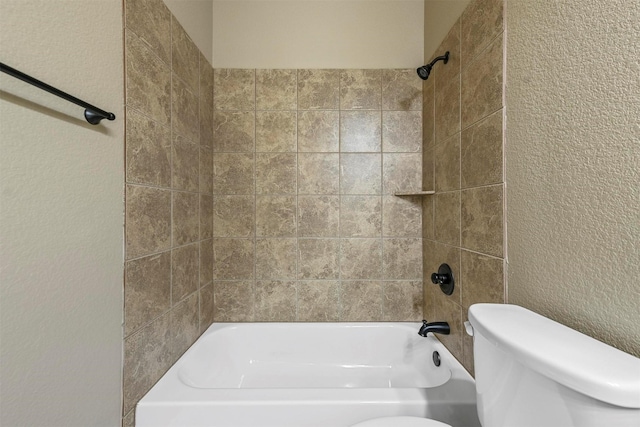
{"left": 468, "top": 304, "right": 640, "bottom": 427}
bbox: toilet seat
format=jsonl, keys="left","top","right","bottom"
{"left": 350, "top": 416, "right": 452, "bottom": 427}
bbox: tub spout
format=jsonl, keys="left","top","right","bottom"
{"left": 418, "top": 320, "right": 450, "bottom": 337}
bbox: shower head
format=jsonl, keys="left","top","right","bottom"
{"left": 417, "top": 51, "right": 450, "bottom": 80}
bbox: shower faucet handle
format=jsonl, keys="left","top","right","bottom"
{"left": 430, "top": 263, "right": 455, "bottom": 296}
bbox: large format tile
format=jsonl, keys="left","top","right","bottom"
{"left": 200, "top": 239, "right": 213, "bottom": 287}
{"left": 434, "top": 191, "right": 461, "bottom": 247}
{"left": 171, "top": 243, "right": 199, "bottom": 303}
{"left": 213, "top": 281, "right": 254, "bottom": 321}
{"left": 256, "top": 111, "right": 297, "bottom": 152}
{"left": 124, "top": 252, "right": 171, "bottom": 336}
{"left": 434, "top": 133, "right": 461, "bottom": 192}
{"left": 382, "top": 196, "right": 421, "bottom": 237}
{"left": 213, "top": 239, "right": 255, "bottom": 280}
{"left": 171, "top": 17, "right": 199, "bottom": 93}
{"left": 254, "top": 281, "right": 297, "bottom": 321}
{"left": 383, "top": 281, "right": 422, "bottom": 321}
{"left": 340, "top": 281, "right": 383, "bottom": 321}
{"left": 434, "top": 76, "right": 460, "bottom": 143}
{"left": 169, "top": 291, "right": 200, "bottom": 361}
{"left": 255, "top": 153, "right": 297, "bottom": 194}
{"left": 298, "top": 239, "right": 340, "bottom": 280}
{"left": 172, "top": 134, "right": 199, "bottom": 192}
{"left": 382, "top": 69, "right": 422, "bottom": 111}
{"left": 340, "top": 239, "right": 383, "bottom": 280}
{"left": 340, "top": 69, "right": 382, "bottom": 110}
{"left": 340, "top": 111, "right": 381, "bottom": 152}
{"left": 199, "top": 282, "right": 214, "bottom": 332}
{"left": 125, "top": 185, "right": 171, "bottom": 259}
{"left": 340, "top": 196, "right": 382, "bottom": 238}
{"left": 383, "top": 238, "right": 423, "bottom": 280}
{"left": 298, "top": 196, "right": 340, "bottom": 237}
{"left": 340, "top": 154, "right": 382, "bottom": 195}
{"left": 212, "top": 153, "right": 254, "bottom": 195}
{"left": 461, "top": 0, "right": 504, "bottom": 64}
{"left": 125, "top": 0, "right": 171, "bottom": 65}
{"left": 461, "top": 184, "right": 504, "bottom": 257}
{"left": 125, "top": 109, "right": 171, "bottom": 187}
{"left": 297, "top": 69, "right": 340, "bottom": 110}
{"left": 382, "top": 111, "right": 422, "bottom": 153}
{"left": 256, "top": 238, "right": 297, "bottom": 280}
{"left": 213, "top": 196, "right": 254, "bottom": 238}
{"left": 297, "top": 281, "right": 340, "bottom": 321}
{"left": 256, "top": 69, "right": 297, "bottom": 110}
{"left": 461, "top": 109, "right": 503, "bottom": 188}
{"left": 461, "top": 249, "right": 504, "bottom": 310}
{"left": 382, "top": 153, "right": 422, "bottom": 195}
{"left": 213, "top": 111, "right": 255, "bottom": 152}
{"left": 255, "top": 196, "right": 297, "bottom": 237}
{"left": 214, "top": 69, "right": 255, "bottom": 110}
{"left": 297, "top": 111, "right": 339, "bottom": 152}
{"left": 297, "top": 153, "right": 340, "bottom": 195}
{"left": 172, "top": 191, "right": 199, "bottom": 246}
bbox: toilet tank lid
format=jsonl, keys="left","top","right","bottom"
{"left": 468, "top": 304, "right": 640, "bottom": 409}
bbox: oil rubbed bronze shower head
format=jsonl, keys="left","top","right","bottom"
{"left": 416, "top": 51, "right": 450, "bottom": 80}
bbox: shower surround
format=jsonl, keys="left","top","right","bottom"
{"left": 122, "top": 1, "right": 425, "bottom": 425}
{"left": 211, "top": 68, "right": 424, "bottom": 323}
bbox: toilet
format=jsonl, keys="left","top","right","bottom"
{"left": 351, "top": 304, "right": 640, "bottom": 427}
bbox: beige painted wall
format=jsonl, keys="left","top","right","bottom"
{"left": 0, "top": 1, "right": 124, "bottom": 425}
{"left": 506, "top": 0, "right": 640, "bottom": 357}
{"left": 423, "top": 0, "right": 470, "bottom": 60}
{"left": 212, "top": 0, "right": 424, "bottom": 68}
{"left": 164, "top": 0, "right": 214, "bottom": 63}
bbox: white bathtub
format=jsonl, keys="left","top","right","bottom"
{"left": 136, "top": 323, "right": 480, "bottom": 427}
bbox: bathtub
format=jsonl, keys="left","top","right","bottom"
{"left": 136, "top": 323, "right": 480, "bottom": 427}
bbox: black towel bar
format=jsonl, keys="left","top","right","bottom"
{"left": 0, "top": 62, "right": 116, "bottom": 125}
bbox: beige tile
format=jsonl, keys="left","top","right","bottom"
{"left": 434, "top": 133, "right": 461, "bottom": 192}
{"left": 383, "top": 281, "right": 423, "bottom": 321}
{"left": 172, "top": 77, "right": 199, "bottom": 143}
{"left": 298, "top": 239, "right": 340, "bottom": 280}
{"left": 340, "top": 154, "right": 382, "bottom": 195}
{"left": 422, "top": 80, "right": 435, "bottom": 150}
{"left": 125, "top": 31, "right": 171, "bottom": 126}
{"left": 461, "top": 250, "right": 504, "bottom": 310}
{"left": 255, "top": 281, "right": 297, "bottom": 321}
{"left": 213, "top": 195, "right": 254, "bottom": 238}
{"left": 124, "top": 252, "right": 171, "bottom": 336}
{"left": 297, "top": 69, "right": 340, "bottom": 110}
{"left": 462, "top": 328, "right": 475, "bottom": 375}
{"left": 297, "top": 281, "right": 340, "bottom": 321}
{"left": 297, "top": 111, "right": 339, "bottom": 152}
{"left": 171, "top": 243, "right": 199, "bottom": 303}
{"left": 461, "top": 109, "right": 503, "bottom": 188}
{"left": 340, "top": 111, "right": 381, "bottom": 152}
{"left": 461, "top": 0, "right": 504, "bottom": 64}
{"left": 340, "top": 239, "right": 382, "bottom": 280}
{"left": 461, "top": 35, "right": 504, "bottom": 128}
{"left": 126, "top": 109, "right": 171, "bottom": 187}
{"left": 172, "top": 191, "right": 199, "bottom": 246}
{"left": 256, "top": 238, "right": 297, "bottom": 280}
{"left": 256, "top": 111, "right": 297, "bottom": 152}
{"left": 423, "top": 240, "right": 462, "bottom": 305}
{"left": 213, "top": 111, "right": 255, "bottom": 152}
{"left": 298, "top": 196, "right": 339, "bottom": 237}
{"left": 214, "top": 69, "right": 255, "bottom": 110}
{"left": 124, "top": 0, "right": 171, "bottom": 64}
{"left": 123, "top": 410, "right": 135, "bottom": 427}
{"left": 255, "top": 153, "right": 297, "bottom": 194}
{"left": 256, "top": 69, "right": 297, "bottom": 110}
{"left": 431, "top": 18, "right": 461, "bottom": 85}
{"left": 213, "top": 239, "right": 255, "bottom": 280}
{"left": 383, "top": 238, "right": 423, "bottom": 280}
{"left": 382, "top": 153, "right": 422, "bottom": 195}
{"left": 340, "top": 196, "right": 382, "bottom": 238}
{"left": 382, "top": 196, "right": 422, "bottom": 237}
{"left": 297, "top": 153, "right": 340, "bottom": 195}
{"left": 200, "top": 239, "right": 213, "bottom": 286}
{"left": 171, "top": 17, "right": 199, "bottom": 92}
{"left": 169, "top": 292, "right": 200, "bottom": 361}
{"left": 422, "top": 196, "right": 434, "bottom": 240}
{"left": 434, "top": 76, "right": 460, "bottom": 143}
{"left": 199, "top": 55, "right": 214, "bottom": 149}
{"left": 437, "top": 298, "right": 463, "bottom": 362}
{"left": 199, "top": 146, "right": 213, "bottom": 194}
{"left": 200, "top": 195, "right": 213, "bottom": 240}
{"left": 422, "top": 146, "right": 434, "bottom": 191}
{"left": 434, "top": 191, "right": 461, "bottom": 246}
{"left": 340, "top": 69, "right": 382, "bottom": 110}
{"left": 461, "top": 184, "right": 504, "bottom": 257}
{"left": 382, "top": 111, "right": 422, "bottom": 153}
{"left": 125, "top": 185, "right": 171, "bottom": 259}
{"left": 123, "top": 314, "right": 171, "bottom": 414}
{"left": 213, "top": 281, "right": 254, "bottom": 321}
{"left": 382, "top": 69, "right": 422, "bottom": 111}
{"left": 213, "top": 153, "right": 254, "bottom": 195}
{"left": 172, "top": 134, "right": 199, "bottom": 192}
{"left": 340, "top": 281, "right": 383, "bottom": 321}
{"left": 199, "top": 282, "right": 214, "bottom": 333}
{"left": 255, "top": 196, "right": 297, "bottom": 237}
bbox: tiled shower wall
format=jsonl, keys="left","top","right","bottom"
{"left": 422, "top": 0, "right": 506, "bottom": 374}
{"left": 122, "top": 0, "right": 214, "bottom": 424}
{"left": 212, "top": 69, "right": 425, "bottom": 322}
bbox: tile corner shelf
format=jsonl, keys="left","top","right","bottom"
{"left": 393, "top": 190, "right": 435, "bottom": 196}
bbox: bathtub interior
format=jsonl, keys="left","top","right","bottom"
{"left": 178, "top": 323, "right": 451, "bottom": 389}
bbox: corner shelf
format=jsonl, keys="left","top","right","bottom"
{"left": 393, "top": 190, "right": 435, "bottom": 196}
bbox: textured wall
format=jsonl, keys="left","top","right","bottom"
{"left": 212, "top": 0, "right": 424, "bottom": 68}
{"left": 212, "top": 69, "right": 425, "bottom": 322}
{"left": 506, "top": 0, "right": 640, "bottom": 357}
{"left": 0, "top": 1, "right": 124, "bottom": 425}
{"left": 122, "top": 0, "right": 215, "bottom": 424}
{"left": 422, "top": 0, "right": 505, "bottom": 373}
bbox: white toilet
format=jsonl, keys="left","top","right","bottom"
{"left": 352, "top": 303, "right": 640, "bottom": 427}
